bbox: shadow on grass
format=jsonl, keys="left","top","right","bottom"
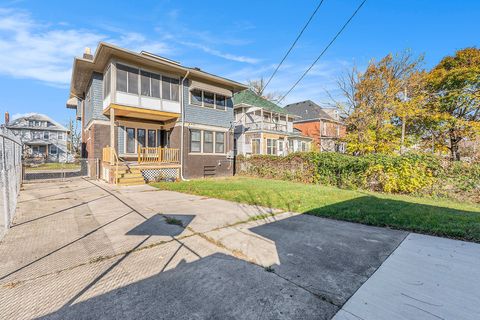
{"left": 303, "top": 196, "right": 480, "bottom": 243}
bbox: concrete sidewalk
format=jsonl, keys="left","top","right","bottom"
{"left": 0, "top": 178, "right": 478, "bottom": 319}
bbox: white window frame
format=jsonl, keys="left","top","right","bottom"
{"left": 189, "top": 89, "right": 228, "bottom": 111}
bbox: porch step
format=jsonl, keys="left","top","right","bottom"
{"left": 116, "top": 172, "right": 146, "bottom": 186}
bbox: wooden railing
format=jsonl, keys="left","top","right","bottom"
{"left": 138, "top": 147, "right": 180, "bottom": 164}
{"left": 102, "top": 146, "right": 120, "bottom": 184}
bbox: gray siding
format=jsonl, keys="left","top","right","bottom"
{"left": 183, "top": 79, "right": 234, "bottom": 128}
{"left": 84, "top": 72, "right": 108, "bottom": 127}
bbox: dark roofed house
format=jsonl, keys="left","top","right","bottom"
{"left": 284, "top": 100, "right": 346, "bottom": 152}
{"left": 233, "top": 90, "right": 312, "bottom": 156}
{"left": 5, "top": 113, "right": 70, "bottom": 162}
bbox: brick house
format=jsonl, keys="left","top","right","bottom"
{"left": 66, "top": 43, "right": 247, "bottom": 184}
{"left": 284, "top": 100, "right": 346, "bottom": 152}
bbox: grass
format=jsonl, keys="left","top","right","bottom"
{"left": 152, "top": 177, "right": 480, "bottom": 243}
{"left": 25, "top": 163, "right": 81, "bottom": 171}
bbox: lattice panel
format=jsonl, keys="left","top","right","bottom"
{"left": 142, "top": 168, "right": 179, "bottom": 182}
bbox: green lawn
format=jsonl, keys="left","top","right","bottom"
{"left": 25, "top": 163, "right": 81, "bottom": 171}
{"left": 152, "top": 177, "right": 480, "bottom": 243}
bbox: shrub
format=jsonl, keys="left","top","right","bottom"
{"left": 236, "top": 152, "right": 477, "bottom": 202}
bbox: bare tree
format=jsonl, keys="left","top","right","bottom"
{"left": 247, "top": 77, "right": 282, "bottom": 103}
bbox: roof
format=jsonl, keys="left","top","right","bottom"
{"left": 233, "top": 90, "right": 294, "bottom": 116}
{"left": 6, "top": 113, "right": 69, "bottom": 132}
{"left": 284, "top": 100, "right": 335, "bottom": 121}
{"left": 70, "top": 42, "right": 248, "bottom": 100}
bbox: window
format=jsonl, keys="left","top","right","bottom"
{"left": 203, "top": 131, "right": 214, "bottom": 153}
{"left": 34, "top": 131, "right": 41, "bottom": 139}
{"left": 252, "top": 139, "right": 260, "bottom": 154}
{"left": 141, "top": 71, "right": 151, "bottom": 97}
{"left": 278, "top": 140, "right": 284, "bottom": 155}
{"left": 43, "top": 131, "right": 49, "bottom": 140}
{"left": 151, "top": 73, "right": 161, "bottom": 98}
{"left": 190, "top": 130, "right": 201, "bottom": 153}
{"left": 104, "top": 67, "right": 111, "bottom": 97}
{"left": 170, "top": 78, "right": 179, "bottom": 101}
{"left": 267, "top": 139, "right": 277, "bottom": 155}
{"left": 289, "top": 140, "right": 294, "bottom": 152}
{"left": 162, "top": 76, "right": 171, "bottom": 100}
{"left": 126, "top": 128, "right": 136, "bottom": 153}
{"left": 216, "top": 95, "right": 226, "bottom": 110}
{"left": 137, "top": 129, "right": 146, "bottom": 148}
{"left": 58, "top": 132, "right": 64, "bottom": 140}
{"left": 50, "top": 132, "right": 57, "bottom": 140}
{"left": 116, "top": 64, "right": 139, "bottom": 94}
{"left": 203, "top": 92, "right": 215, "bottom": 108}
{"left": 148, "top": 130, "right": 156, "bottom": 147}
{"left": 49, "top": 145, "right": 58, "bottom": 155}
{"left": 191, "top": 89, "right": 202, "bottom": 106}
{"left": 215, "top": 132, "right": 225, "bottom": 153}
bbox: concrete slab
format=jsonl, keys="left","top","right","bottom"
{"left": 333, "top": 233, "right": 480, "bottom": 320}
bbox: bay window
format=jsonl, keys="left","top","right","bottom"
{"left": 203, "top": 92, "right": 215, "bottom": 108}
{"left": 190, "top": 89, "right": 229, "bottom": 110}
{"left": 191, "top": 89, "right": 203, "bottom": 106}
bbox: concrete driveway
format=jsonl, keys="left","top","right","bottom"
{"left": 0, "top": 178, "right": 479, "bottom": 319}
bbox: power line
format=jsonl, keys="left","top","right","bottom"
{"left": 261, "top": 0, "right": 326, "bottom": 95}
{"left": 278, "top": 0, "right": 367, "bottom": 104}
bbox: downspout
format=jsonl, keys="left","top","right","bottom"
{"left": 180, "top": 70, "right": 190, "bottom": 181}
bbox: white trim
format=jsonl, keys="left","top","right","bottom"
{"left": 188, "top": 88, "right": 227, "bottom": 112}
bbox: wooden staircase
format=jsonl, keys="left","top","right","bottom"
{"left": 116, "top": 167, "right": 146, "bottom": 186}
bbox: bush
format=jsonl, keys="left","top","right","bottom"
{"left": 236, "top": 152, "right": 478, "bottom": 202}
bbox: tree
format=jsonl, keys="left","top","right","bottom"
{"left": 342, "top": 51, "right": 424, "bottom": 155}
{"left": 247, "top": 77, "right": 282, "bottom": 103}
{"left": 426, "top": 47, "right": 480, "bottom": 160}
{"left": 66, "top": 117, "right": 81, "bottom": 156}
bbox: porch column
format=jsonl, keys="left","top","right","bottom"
{"left": 110, "top": 107, "right": 115, "bottom": 158}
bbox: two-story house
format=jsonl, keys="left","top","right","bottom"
{"left": 5, "top": 113, "right": 70, "bottom": 162}
{"left": 233, "top": 90, "right": 312, "bottom": 156}
{"left": 66, "top": 43, "right": 247, "bottom": 185}
{"left": 284, "top": 100, "right": 346, "bottom": 152}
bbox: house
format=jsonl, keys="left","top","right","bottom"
{"left": 233, "top": 90, "right": 312, "bottom": 156}
{"left": 4, "top": 112, "right": 70, "bottom": 162}
{"left": 66, "top": 43, "right": 247, "bottom": 185}
{"left": 284, "top": 100, "right": 346, "bottom": 152}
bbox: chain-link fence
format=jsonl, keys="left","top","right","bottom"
{"left": 0, "top": 127, "right": 22, "bottom": 239}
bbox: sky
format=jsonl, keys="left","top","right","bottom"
{"left": 0, "top": 0, "right": 478, "bottom": 126}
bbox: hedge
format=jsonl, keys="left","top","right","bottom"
{"left": 236, "top": 152, "right": 479, "bottom": 203}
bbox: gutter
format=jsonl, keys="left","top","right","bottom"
{"left": 180, "top": 70, "right": 190, "bottom": 181}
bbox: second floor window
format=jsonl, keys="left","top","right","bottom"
{"left": 117, "top": 64, "right": 139, "bottom": 94}
{"left": 190, "top": 89, "right": 229, "bottom": 110}
{"left": 43, "top": 131, "right": 49, "bottom": 140}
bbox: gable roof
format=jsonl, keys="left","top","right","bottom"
{"left": 233, "top": 90, "right": 290, "bottom": 115}
{"left": 6, "top": 113, "right": 69, "bottom": 132}
{"left": 284, "top": 100, "right": 335, "bottom": 121}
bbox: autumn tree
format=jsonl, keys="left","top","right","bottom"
{"left": 425, "top": 47, "right": 480, "bottom": 160}
{"left": 341, "top": 51, "right": 424, "bottom": 155}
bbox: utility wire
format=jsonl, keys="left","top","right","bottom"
{"left": 278, "top": 0, "right": 367, "bottom": 104}
{"left": 261, "top": 0, "right": 326, "bottom": 95}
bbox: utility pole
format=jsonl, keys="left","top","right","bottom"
{"left": 400, "top": 86, "right": 407, "bottom": 155}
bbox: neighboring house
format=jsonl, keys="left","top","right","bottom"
{"left": 4, "top": 112, "right": 70, "bottom": 162}
{"left": 284, "top": 100, "right": 347, "bottom": 152}
{"left": 66, "top": 43, "right": 247, "bottom": 184}
{"left": 233, "top": 90, "right": 312, "bottom": 156}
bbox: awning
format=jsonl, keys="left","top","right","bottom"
{"left": 189, "top": 80, "right": 233, "bottom": 97}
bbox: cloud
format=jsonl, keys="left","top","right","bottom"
{"left": 0, "top": 8, "right": 171, "bottom": 86}
{"left": 177, "top": 40, "right": 259, "bottom": 64}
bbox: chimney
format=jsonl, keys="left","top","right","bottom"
{"left": 83, "top": 47, "right": 93, "bottom": 60}
{"left": 4, "top": 112, "right": 9, "bottom": 125}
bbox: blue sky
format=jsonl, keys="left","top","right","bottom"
{"left": 0, "top": 0, "right": 478, "bottom": 125}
